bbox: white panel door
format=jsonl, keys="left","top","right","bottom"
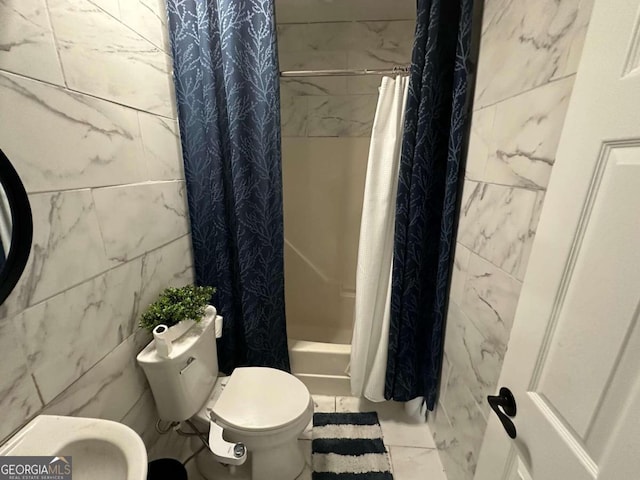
{"left": 474, "top": 0, "right": 640, "bottom": 478}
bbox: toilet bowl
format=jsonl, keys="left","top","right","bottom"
{"left": 136, "top": 309, "right": 312, "bottom": 480}
{"left": 192, "top": 367, "right": 313, "bottom": 480}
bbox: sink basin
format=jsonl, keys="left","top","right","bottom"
{"left": 0, "top": 415, "right": 147, "bottom": 480}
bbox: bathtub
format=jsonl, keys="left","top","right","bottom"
{"left": 288, "top": 335, "right": 351, "bottom": 396}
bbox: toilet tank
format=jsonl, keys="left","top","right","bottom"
{"left": 136, "top": 310, "right": 219, "bottom": 422}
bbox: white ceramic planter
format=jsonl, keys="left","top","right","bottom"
{"left": 152, "top": 305, "right": 218, "bottom": 358}
{"left": 166, "top": 305, "right": 216, "bottom": 341}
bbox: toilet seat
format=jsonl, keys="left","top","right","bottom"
{"left": 196, "top": 367, "right": 311, "bottom": 433}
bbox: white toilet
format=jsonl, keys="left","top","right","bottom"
{"left": 137, "top": 313, "right": 312, "bottom": 480}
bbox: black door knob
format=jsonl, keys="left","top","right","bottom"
{"left": 488, "top": 387, "right": 517, "bottom": 439}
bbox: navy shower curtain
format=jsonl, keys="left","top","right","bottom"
{"left": 166, "top": 0, "right": 289, "bottom": 373}
{"left": 385, "top": 0, "right": 474, "bottom": 408}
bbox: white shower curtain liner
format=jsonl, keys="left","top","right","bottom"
{"left": 350, "top": 75, "right": 409, "bottom": 402}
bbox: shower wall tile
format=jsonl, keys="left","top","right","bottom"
{"left": 277, "top": 23, "right": 351, "bottom": 52}
{"left": 280, "top": 95, "right": 308, "bottom": 137}
{"left": 280, "top": 77, "right": 384, "bottom": 97}
{"left": 353, "top": 21, "right": 416, "bottom": 50}
{"left": 43, "top": 336, "right": 148, "bottom": 422}
{"left": 461, "top": 254, "right": 522, "bottom": 355}
{"left": 277, "top": 21, "right": 415, "bottom": 53}
{"left": 279, "top": 50, "right": 348, "bottom": 71}
{"left": 277, "top": 18, "right": 413, "bottom": 337}
{"left": 0, "top": 72, "right": 146, "bottom": 193}
{"left": 139, "top": 112, "right": 184, "bottom": 181}
{"left": 307, "top": 95, "right": 377, "bottom": 137}
{"left": 15, "top": 258, "right": 143, "bottom": 403}
{"left": 457, "top": 181, "right": 540, "bottom": 279}
{"left": 474, "top": 0, "right": 593, "bottom": 108}
{"left": 483, "top": 76, "right": 574, "bottom": 190}
{"left": 47, "top": 0, "right": 176, "bottom": 117}
{"left": 0, "top": 319, "right": 43, "bottom": 443}
{"left": 0, "top": 0, "right": 64, "bottom": 85}
{"left": 348, "top": 48, "right": 413, "bottom": 69}
{"left": 92, "top": 181, "right": 189, "bottom": 262}
{"left": 280, "top": 77, "right": 348, "bottom": 97}
{"left": 347, "top": 76, "right": 384, "bottom": 94}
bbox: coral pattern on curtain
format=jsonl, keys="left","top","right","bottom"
{"left": 385, "top": 0, "right": 474, "bottom": 408}
{"left": 165, "top": 0, "right": 289, "bottom": 373}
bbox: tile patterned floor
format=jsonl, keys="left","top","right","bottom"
{"left": 172, "top": 395, "right": 447, "bottom": 480}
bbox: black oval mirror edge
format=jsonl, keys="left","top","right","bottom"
{"left": 0, "top": 148, "right": 33, "bottom": 306}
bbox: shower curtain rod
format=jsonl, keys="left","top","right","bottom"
{"left": 279, "top": 66, "right": 410, "bottom": 77}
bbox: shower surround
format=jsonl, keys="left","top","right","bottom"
{"left": 278, "top": 19, "right": 414, "bottom": 344}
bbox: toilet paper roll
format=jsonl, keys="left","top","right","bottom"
{"left": 153, "top": 324, "right": 173, "bottom": 358}
{"left": 214, "top": 315, "right": 224, "bottom": 339}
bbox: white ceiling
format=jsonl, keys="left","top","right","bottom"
{"left": 275, "top": 0, "right": 416, "bottom": 23}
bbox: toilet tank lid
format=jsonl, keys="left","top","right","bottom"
{"left": 136, "top": 310, "right": 215, "bottom": 365}
{"left": 210, "top": 367, "right": 310, "bottom": 431}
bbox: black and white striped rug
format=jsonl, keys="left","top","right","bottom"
{"left": 312, "top": 412, "right": 393, "bottom": 479}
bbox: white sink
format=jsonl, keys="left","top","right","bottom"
{"left": 0, "top": 415, "right": 148, "bottom": 480}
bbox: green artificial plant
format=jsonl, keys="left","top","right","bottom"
{"left": 139, "top": 285, "right": 216, "bottom": 332}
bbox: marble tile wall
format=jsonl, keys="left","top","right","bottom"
{"left": 277, "top": 17, "right": 414, "bottom": 338}
{"left": 429, "top": 0, "right": 594, "bottom": 479}
{"left": 0, "top": 0, "right": 193, "bottom": 449}
{"left": 278, "top": 20, "right": 414, "bottom": 138}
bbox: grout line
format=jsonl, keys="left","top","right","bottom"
{"left": 0, "top": 69, "right": 177, "bottom": 121}
{"left": 89, "top": 188, "right": 111, "bottom": 265}
{"left": 43, "top": 331, "right": 141, "bottom": 410}
{"left": 118, "top": 387, "right": 149, "bottom": 422}
{"left": 472, "top": 73, "right": 577, "bottom": 111}
{"left": 85, "top": 0, "right": 170, "bottom": 54}
{"left": 462, "top": 177, "right": 547, "bottom": 193}
{"left": 455, "top": 240, "right": 526, "bottom": 284}
{"left": 28, "top": 179, "right": 185, "bottom": 196}
{"left": 20, "top": 233, "right": 191, "bottom": 311}
{"left": 4, "top": 326, "right": 146, "bottom": 446}
{"left": 136, "top": 111, "right": 153, "bottom": 179}
{"left": 43, "top": 0, "right": 69, "bottom": 88}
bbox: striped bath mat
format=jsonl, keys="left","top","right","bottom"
{"left": 312, "top": 412, "right": 393, "bottom": 479}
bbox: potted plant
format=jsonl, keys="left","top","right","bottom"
{"left": 139, "top": 285, "right": 216, "bottom": 338}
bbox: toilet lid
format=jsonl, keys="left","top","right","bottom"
{"left": 209, "top": 367, "right": 310, "bottom": 432}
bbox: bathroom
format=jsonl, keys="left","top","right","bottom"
{"left": 1, "top": 0, "right": 639, "bottom": 479}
